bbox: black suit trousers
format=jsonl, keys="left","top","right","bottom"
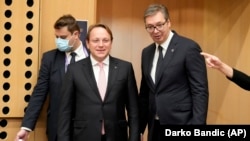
{"left": 152, "top": 120, "right": 165, "bottom": 141}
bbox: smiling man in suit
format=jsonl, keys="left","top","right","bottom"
{"left": 139, "top": 4, "right": 209, "bottom": 141}
{"left": 57, "top": 23, "right": 140, "bottom": 141}
{"left": 15, "top": 14, "right": 89, "bottom": 141}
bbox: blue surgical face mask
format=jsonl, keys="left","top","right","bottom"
{"left": 55, "top": 38, "right": 73, "bottom": 52}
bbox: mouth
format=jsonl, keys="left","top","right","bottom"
{"left": 97, "top": 49, "right": 106, "bottom": 53}
{"left": 98, "top": 49, "right": 105, "bottom": 51}
{"left": 154, "top": 35, "right": 161, "bottom": 40}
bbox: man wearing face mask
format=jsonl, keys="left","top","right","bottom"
{"left": 15, "top": 14, "right": 89, "bottom": 141}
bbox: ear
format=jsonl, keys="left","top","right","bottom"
{"left": 85, "top": 40, "right": 90, "bottom": 49}
{"left": 73, "top": 31, "right": 80, "bottom": 37}
{"left": 167, "top": 19, "right": 171, "bottom": 27}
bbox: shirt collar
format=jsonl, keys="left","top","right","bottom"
{"left": 155, "top": 30, "right": 174, "bottom": 50}
{"left": 90, "top": 55, "right": 110, "bottom": 66}
{"left": 66, "top": 41, "right": 84, "bottom": 57}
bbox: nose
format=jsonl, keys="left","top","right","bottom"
{"left": 99, "top": 41, "right": 103, "bottom": 46}
{"left": 153, "top": 27, "right": 160, "bottom": 33}
{"left": 98, "top": 41, "right": 104, "bottom": 46}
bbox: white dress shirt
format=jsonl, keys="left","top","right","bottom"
{"left": 150, "top": 31, "right": 174, "bottom": 83}
{"left": 90, "top": 55, "right": 109, "bottom": 85}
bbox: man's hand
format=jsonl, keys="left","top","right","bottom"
{"left": 15, "top": 129, "right": 30, "bottom": 141}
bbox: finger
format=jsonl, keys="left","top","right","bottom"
{"left": 200, "top": 52, "right": 211, "bottom": 58}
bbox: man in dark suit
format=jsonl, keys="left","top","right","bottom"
{"left": 15, "top": 14, "right": 89, "bottom": 141}
{"left": 57, "top": 23, "right": 140, "bottom": 141}
{"left": 139, "top": 4, "right": 209, "bottom": 141}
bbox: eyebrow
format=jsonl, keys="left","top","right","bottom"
{"left": 56, "top": 35, "right": 68, "bottom": 38}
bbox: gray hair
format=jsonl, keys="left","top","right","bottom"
{"left": 143, "top": 4, "right": 170, "bottom": 23}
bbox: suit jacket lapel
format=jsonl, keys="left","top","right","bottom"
{"left": 82, "top": 57, "right": 103, "bottom": 101}
{"left": 56, "top": 51, "right": 66, "bottom": 81}
{"left": 105, "top": 56, "right": 118, "bottom": 100}
{"left": 145, "top": 44, "right": 157, "bottom": 90}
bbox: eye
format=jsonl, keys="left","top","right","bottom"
{"left": 103, "top": 39, "right": 110, "bottom": 43}
{"left": 91, "top": 39, "right": 99, "bottom": 43}
{"left": 147, "top": 26, "right": 154, "bottom": 29}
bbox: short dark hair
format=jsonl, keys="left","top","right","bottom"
{"left": 54, "top": 14, "right": 80, "bottom": 34}
{"left": 144, "top": 4, "right": 170, "bottom": 23}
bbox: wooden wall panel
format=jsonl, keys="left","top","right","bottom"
{"left": 0, "top": 0, "right": 39, "bottom": 118}
{"left": 203, "top": 0, "right": 250, "bottom": 124}
{"left": 0, "top": 1, "right": 40, "bottom": 140}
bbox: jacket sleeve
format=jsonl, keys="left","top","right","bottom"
{"left": 21, "top": 52, "right": 51, "bottom": 130}
{"left": 227, "top": 68, "right": 250, "bottom": 91}
{"left": 127, "top": 63, "right": 140, "bottom": 141}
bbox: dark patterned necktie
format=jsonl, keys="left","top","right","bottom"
{"left": 155, "top": 46, "right": 163, "bottom": 82}
{"left": 70, "top": 52, "right": 77, "bottom": 64}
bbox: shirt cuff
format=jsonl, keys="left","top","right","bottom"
{"left": 21, "top": 127, "right": 32, "bottom": 132}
